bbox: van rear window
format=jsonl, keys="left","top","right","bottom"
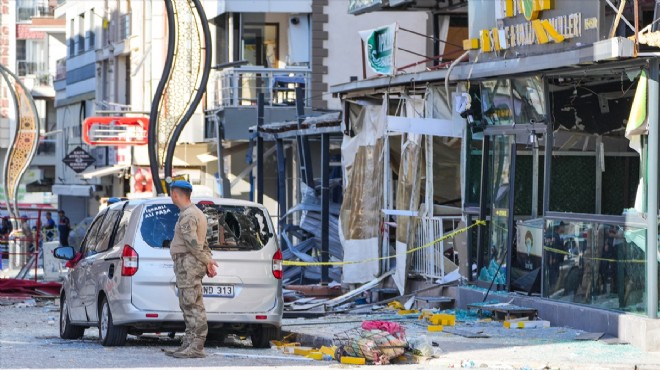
{"left": 140, "top": 203, "right": 272, "bottom": 251}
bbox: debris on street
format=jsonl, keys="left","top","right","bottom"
{"left": 0, "top": 278, "right": 61, "bottom": 303}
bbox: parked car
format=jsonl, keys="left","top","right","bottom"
{"left": 68, "top": 217, "right": 93, "bottom": 249}
{"left": 54, "top": 197, "right": 283, "bottom": 347}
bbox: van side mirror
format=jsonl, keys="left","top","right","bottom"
{"left": 54, "top": 246, "right": 75, "bottom": 260}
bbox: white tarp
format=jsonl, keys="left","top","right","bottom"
{"left": 340, "top": 102, "right": 387, "bottom": 284}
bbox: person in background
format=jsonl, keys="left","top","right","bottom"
{"left": 0, "top": 215, "right": 12, "bottom": 237}
{"left": 44, "top": 212, "right": 56, "bottom": 229}
{"left": 43, "top": 212, "right": 56, "bottom": 242}
{"left": 20, "top": 215, "right": 33, "bottom": 244}
{"left": 58, "top": 210, "right": 71, "bottom": 246}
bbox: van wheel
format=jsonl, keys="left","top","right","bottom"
{"left": 60, "top": 294, "right": 85, "bottom": 339}
{"left": 252, "top": 325, "right": 280, "bottom": 348}
{"left": 98, "top": 297, "right": 127, "bottom": 346}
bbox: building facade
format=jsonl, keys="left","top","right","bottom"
{"left": 331, "top": 0, "right": 660, "bottom": 351}
{"left": 0, "top": 0, "right": 63, "bottom": 219}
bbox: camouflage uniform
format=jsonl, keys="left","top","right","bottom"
{"left": 169, "top": 204, "right": 212, "bottom": 354}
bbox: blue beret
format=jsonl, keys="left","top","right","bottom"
{"left": 170, "top": 180, "right": 193, "bottom": 191}
{"left": 107, "top": 197, "right": 121, "bottom": 204}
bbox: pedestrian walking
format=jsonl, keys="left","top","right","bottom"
{"left": 163, "top": 180, "right": 218, "bottom": 358}
{"left": 57, "top": 210, "right": 70, "bottom": 246}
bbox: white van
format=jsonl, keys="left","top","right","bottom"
{"left": 55, "top": 197, "right": 283, "bottom": 347}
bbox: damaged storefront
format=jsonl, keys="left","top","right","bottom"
{"left": 338, "top": 87, "right": 465, "bottom": 291}
{"left": 461, "top": 0, "right": 659, "bottom": 319}
{"left": 332, "top": 0, "right": 659, "bottom": 350}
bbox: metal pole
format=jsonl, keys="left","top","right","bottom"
{"left": 321, "top": 133, "right": 330, "bottom": 284}
{"left": 543, "top": 78, "right": 554, "bottom": 215}
{"left": 646, "top": 60, "right": 659, "bottom": 318}
{"left": 35, "top": 210, "right": 41, "bottom": 282}
{"left": 257, "top": 93, "right": 264, "bottom": 204}
{"left": 531, "top": 144, "right": 539, "bottom": 218}
{"left": 542, "top": 78, "right": 554, "bottom": 297}
{"left": 276, "top": 139, "right": 286, "bottom": 248}
{"left": 382, "top": 131, "right": 391, "bottom": 275}
{"left": 148, "top": 0, "right": 176, "bottom": 195}
{"left": 505, "top": 142, "right": 516, "bottom": 291}
{"left": 476, "top": 137, "right": 490, "bottom": 275}
{"left": 595, "top": 135, "right": 603, "bottom": 214}
{"left": 295, "top": 86, "right": 314, "bottom": 187}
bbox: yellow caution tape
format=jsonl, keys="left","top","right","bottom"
{"left": 283, "top": 220, "right": 486, "bottom": 267}
{"left": 543, "top": 246, "right": 646, "bottom": 264}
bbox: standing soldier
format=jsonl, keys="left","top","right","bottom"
{"left": 163, "top": 180, "right": 218, "bottom": 358}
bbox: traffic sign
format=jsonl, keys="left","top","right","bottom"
{"left": 63, "top": 146, "right": 96, "bottom": 173}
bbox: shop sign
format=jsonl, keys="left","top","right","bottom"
{"left": 62, "top": 146, "right": 96, "bottom": 173}
{"left": 359, "top": 23, "right": 397, "bottom": 76}
{"left": 464, "top": 0, "right": 602, "bottom": 61}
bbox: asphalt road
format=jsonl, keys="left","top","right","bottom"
{"left": 0, "top": 298, "right": 329, "bottom": 369}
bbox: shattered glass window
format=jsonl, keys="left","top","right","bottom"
{"left": 198, "top": 204, "right": 272, "bottom": 251}
{"left": 140, "top": 203, "right": 272, "bottom": 251}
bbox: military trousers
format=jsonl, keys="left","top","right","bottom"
{"left": 173, "top": 253, "right": 208, "bottom": 340}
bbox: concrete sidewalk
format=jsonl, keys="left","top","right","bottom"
{"left": 281, "top": 310, "right": 660, "bottom": 369}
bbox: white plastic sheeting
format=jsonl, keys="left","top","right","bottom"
{"left": 340, "top": 102, "right": 387, "bottom": 283}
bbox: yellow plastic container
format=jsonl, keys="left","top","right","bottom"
{"left": 293, "top": 347, "right": 315, "bottom": 356}
{"left": 306, "top": 352, "right": 324, "bottom": 360}
{"left": 429, "top": 313, "right": 455, "bottom": 326}
{"left": 427, "top": 325, "right": 444, "bottom": 332}
{"left": 341, "top": 356, "right": 367, "bottom": 365}
{"left": 320, "top": 345, "right": 337, "bottom": 359}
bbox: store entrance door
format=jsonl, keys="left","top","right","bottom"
{"left": 479, "top": 129, "right": 545, "bottom": 293}
{"left": 482, "top": 134, "right": 516, "bottom": 289}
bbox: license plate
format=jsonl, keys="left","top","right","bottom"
{"left": 202, "top": 285, "right": 234, "bottom": 297}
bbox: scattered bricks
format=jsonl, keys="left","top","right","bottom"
{"left": 516, "top": 320, "right": 550, "bottom": 329}
{"left": 271, "top": 340, "right": 300, "bottom": 351}
{"left": 306, "top": 352, "right": 323, "bottom": 360}
{"left": 418, "top": 309, "right": 436, "bottom": 321}
{"left": 427, "top": 325, "right": 444, "bottom": 332}
{"left": 397, "top": 309, "right": 419, "bottom": 315}
{"left": 293, "top": 347, "right": 315, "bottom": 356}
{"left": 320, "top": 345, "right": 337, "bottom": 359}
{"left": 429, "top": 314, "right": 456, "bottom": 326}
{"left": 340, "top": 356, "right": 366, "bottom": 365}
{"left": 503, "top": 317, "right": 529, "bottom": 329}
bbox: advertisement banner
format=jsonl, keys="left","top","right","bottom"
{"left": 359, "top": 23, "right": 397, "bottom": 76}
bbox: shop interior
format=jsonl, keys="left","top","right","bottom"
{"left": 467, "top": 61, "right": 657, "bottom": 314}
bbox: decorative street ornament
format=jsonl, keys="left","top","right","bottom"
{"left": 148, "top": 0, "right": 212, "bottom": 194}
{"left": 359, "top": 23, "right": 397, "bottom": 76}
{"left": 0, "top": 65, "right": 40, "bottom": 220}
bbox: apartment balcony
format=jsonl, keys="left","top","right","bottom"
{"left": 99, "top": 13, "right": 132, "bottom": 58}
{"left": 55, "top": 58, "right": 66, "bottom": 80}
{"left": 208, "top": 66, "right": 311, "bottom": 109}
{"left": 206, "top": 66, "right": 313, "bottom": 141}
{"left": 17, "top": 3, "right": 56, "bottom": 22}
{"left": 54, "top": 58, "right": 66, "bottom": 91}
{"left": 348, "top": 0, "right": 467, "bottom": 14}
